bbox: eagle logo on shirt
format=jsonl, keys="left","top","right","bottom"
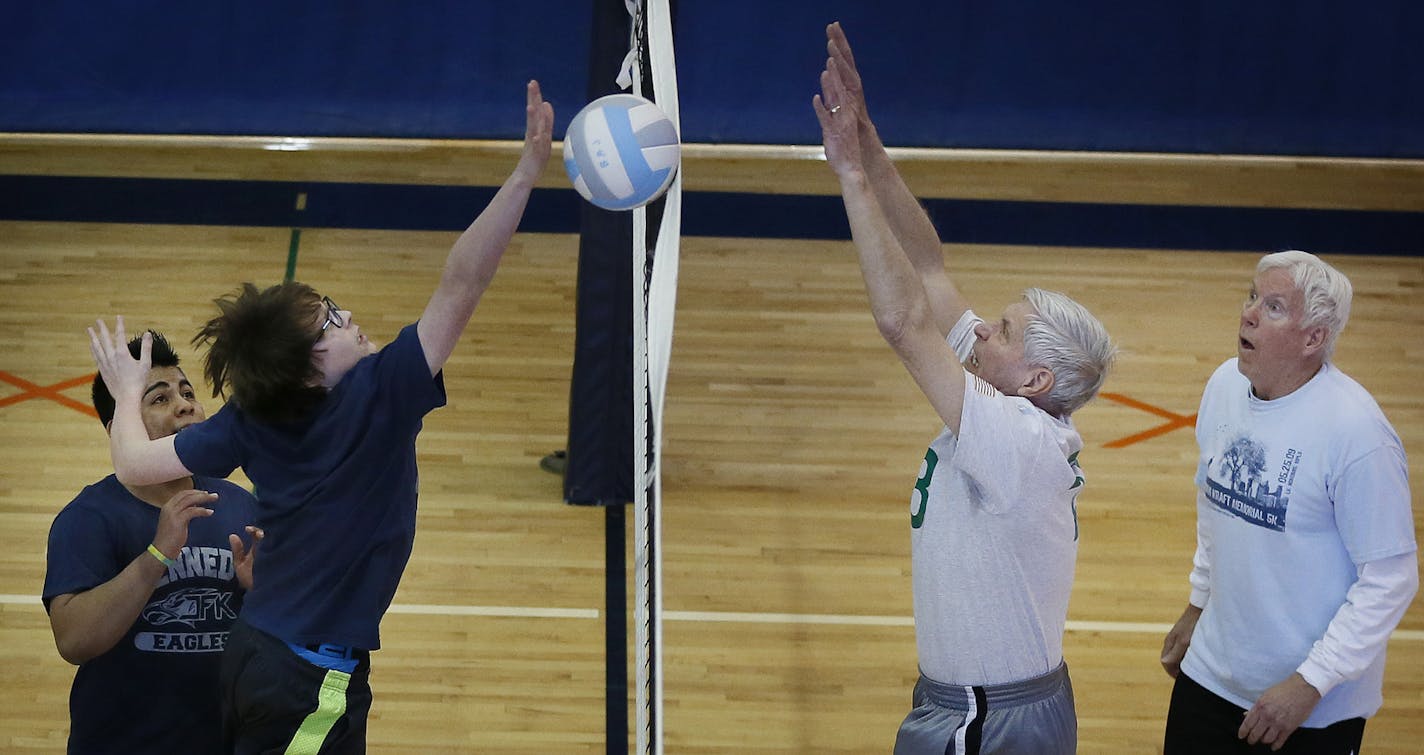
{"left": 141, "top": 588, "right": 237, "bottom": 628}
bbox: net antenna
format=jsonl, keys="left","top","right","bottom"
{"left": 619, "top": 0, "right": 680, "bottom": 753}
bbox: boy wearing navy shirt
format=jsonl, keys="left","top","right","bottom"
{"left": 44, "top": 331, "right": 261, "bottom": 754}
{"left": 88, "top": 81, "right": 554, "bottom": 754}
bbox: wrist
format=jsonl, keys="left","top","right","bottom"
{"left": 1296, "top": 660, "right": 1336, "bottom": 698}
{"left": 837, "top": 167, "right": 870, "bottom": 187}
{"left": 146, "top": 543, "right": 177, "bottom": 568}
{"left": 511, "top": 158, "right": 546, "bottom": 185}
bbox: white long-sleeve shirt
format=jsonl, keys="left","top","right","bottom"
{"left": 1182, "top": 359, "right": 1417, "bottom": 725}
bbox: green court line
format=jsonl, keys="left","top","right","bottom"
{"left": 285, "top": 227, "right": 301, "bottom": 282}
{"left": 285, "top": 191, "right": 307, "bottom": 282}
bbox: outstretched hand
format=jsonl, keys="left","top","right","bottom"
{"left": 231, "top": 525, "right": 266, "bottom": 591}
{"left": 826, "top": 22, "right": 873, "bottom": 135}
{"left": 813, "top": 57, "right": 864, "bottom": 178}
{"left": 87, "top": 317, "right": 150, "bottom": 409}
{"left": 516, "top": 80, "right": 555, "bottom": 182}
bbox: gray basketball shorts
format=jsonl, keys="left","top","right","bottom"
{"left": 893, "top": 662, "right": 1076, "bottom": 755}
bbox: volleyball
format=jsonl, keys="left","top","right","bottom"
{"left": 563, "top": 93, "right": 680, "bottom": 211}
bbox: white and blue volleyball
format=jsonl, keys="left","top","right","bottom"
{"left": 563, "top": 93, "right": 680, "bottom": 211}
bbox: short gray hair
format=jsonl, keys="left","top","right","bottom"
{"left": 1021, "top": 288, "right": 1117, "bottom": 417}
{"left": 1256, "top": 250, "right": 1352, "bottom": 360}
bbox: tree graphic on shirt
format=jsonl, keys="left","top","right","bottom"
{"left": 1218, "top": 435, "right": 1266, "bottom": 494}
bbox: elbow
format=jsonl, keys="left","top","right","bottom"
{"left": 112, "top": 466, "right": 153, "bottom": 487}
{"left": 110, "top": 450, "right": 143, "bottom": 486}
{"left": 53, "top": 636, "right": 93, "bottom": 666}
{"left": 874, "top": 303, "right": 934, "bottom": 355}
{"left": 112, "top": 467, "right": 141, "bottom": 487}
{"left": 873, "top": 307, "right": 915, "bottom": 349}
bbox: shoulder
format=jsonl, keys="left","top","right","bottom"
{"left": 1197, "top": 359, "right": 1248, "bottom": 414}
{"left": 46, "top": 477, "right": 139, "bottom": 560}
{"left": 1205, "top": 359, "right": 1245, "bottom": 389}
{"left": 50, "top": 477, "right": 127, "bottom": 525}
{"left": 342, "top": 323, "right": 426, "bottom": 384}
{"left": 1315, "top": 364, "right": 1400, "bottom": 442}
{"left": 176, "top": 402, "right": 240, "bottom": 443}
{"left": 380, "top": 323, "right": 428, "bottom": 366}
{"left": 1319, "top": 364, "right": 1384, "bottom": 410}
{"left": 965, "top": 383, "right": 1081, "bottom": 454}
{"left": 173, "top": 404, "right": 248, "bottom": 471}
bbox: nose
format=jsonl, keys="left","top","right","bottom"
{"left": 1241, "top": 299, "right": 1258, "bottom": 327}
{"left": 973, "top": 322, "right": 991, "bottom": 341}
{"left": 176, "top": 398, "right": 197, "bottom": 416}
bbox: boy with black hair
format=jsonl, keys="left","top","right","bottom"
{"left": 44, "top": 330, "right": 261, "bottom": 754}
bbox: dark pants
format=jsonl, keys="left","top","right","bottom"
{"left": 221, "top": 619, "right": 373, "bottom": 755}
{"left": 1164, "top": 672, "right": 1366, "bottom": 755}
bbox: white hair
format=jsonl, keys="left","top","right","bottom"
{"left": 1021, "top": 288, "right": 1117, "bottom": 417}
{"left": 1256, "top": 250, "right": 1353, "bottom": 360}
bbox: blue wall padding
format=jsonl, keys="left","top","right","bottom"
{"left": 2, "top": 1, "right": 1421, "bottom": 157}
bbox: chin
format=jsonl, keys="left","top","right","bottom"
{"left": 1234, "top": 355, "right": 1256, "bottom": 380}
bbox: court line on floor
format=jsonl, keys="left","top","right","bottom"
{"left": 3, "top": 595, "right": 1419, "bottom": 641}
{"left": 385, "top": 602, "right": 598, "bottom": 619}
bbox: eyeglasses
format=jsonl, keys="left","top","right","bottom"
{"left": 319, "top": 296, "right": 345, "bottom": 332}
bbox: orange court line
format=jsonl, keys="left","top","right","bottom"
{"left": 1099, "top": 391, "right": 1197, "bottom": 449}
{"left": 0, "top": 370, "right": 100, "bottom": 417}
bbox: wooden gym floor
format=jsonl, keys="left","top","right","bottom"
{"left": 0, "top": 137, "right": 1420, "bottom": 753}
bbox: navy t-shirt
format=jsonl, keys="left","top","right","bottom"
{"left": 173, "top": 323, "right": 446, "bottom": 650}
{"left": 42, "top": 474, "right": 257, "bottom": 755}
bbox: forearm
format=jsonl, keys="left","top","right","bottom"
{"left": 1188, "top": 493, "right": 1213, "bottom": 606}
{"left": 860, "top": 127, "right": 944, "bottom": 275}
{"left": 443, "top": 169, "right": 540, "bottom": 292}
{"left": 839, "top": 170, "right": 934, "bottom": 340}
{"left": 109, "top": 406, "right": 187, "bottom": 486}
{"left": 417, "top": 166, "right": 540, "bottom": 374}
{"left": 1297, "top": 551, "right": 1418, "bottom": 696}
{"left": 50, "top": 552, "right": 168, "bottom": 664}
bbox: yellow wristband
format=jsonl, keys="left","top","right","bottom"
{"left": 146, "top": 544, "right": 176, "bottom": 568}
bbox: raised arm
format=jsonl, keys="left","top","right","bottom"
{"left": 88, "top": 320, "right": 192, "bottom": 486}
{"left": 817, "top": 57, "right": 967, "bottom": 433}
{"left": 417, "top": 80, "right": 555, "bottom": 375}
{"left": 827, "top": 22, "right": 967, "bottom": 334}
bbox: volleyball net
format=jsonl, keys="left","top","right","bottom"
{"left": 625, "top": 1, "right": 679, "bottom": 753}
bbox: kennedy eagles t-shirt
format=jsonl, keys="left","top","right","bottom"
{"left": 44, "top": 475, "right": 256, "bottom": 753}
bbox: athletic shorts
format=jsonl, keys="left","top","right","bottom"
{"left": 221, "top": 618, "right": 373, "bottom": 755}
{"left": 894, "top": 662, "right": 1076, "bottom": 755}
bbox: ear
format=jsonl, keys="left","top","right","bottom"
{"left": 1301, "top": 325, "right": 1329, "bottom": 357}
{"left": 1019, "top": 365, "right": 1055, "bottom": 399}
